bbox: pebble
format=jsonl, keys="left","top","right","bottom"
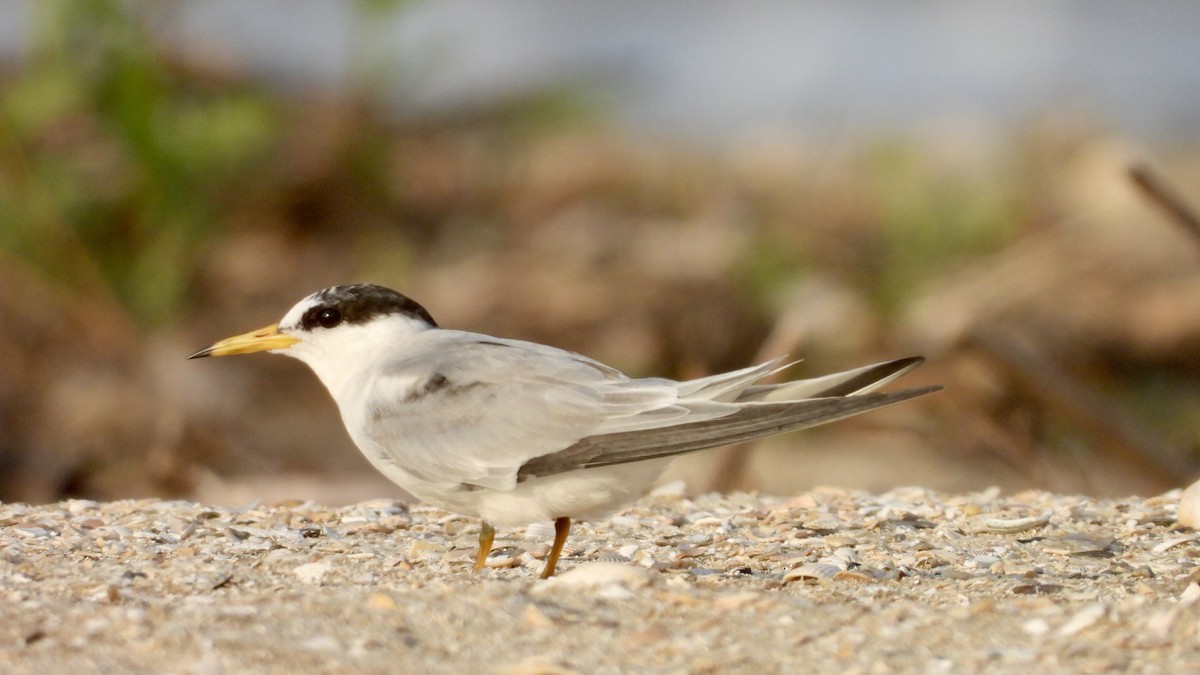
{"left": 1057, "top": 603, "right": 1106, "bottom": 637}
{"left": 783, "top": 563, "right": 842, "bottom": 583}
{"left": 975, "top": 514, "right": 1050, "bottom": 534}
{"left": 533, "top": 562, "right": 653, "bottom": 595}
{"left": 608, "top": 515, "right": 643, "bottom": 530}
{"left": 1178, "top": 479, "right": 1200, "bottom": 527}
{"left": 295, "top": 561, "right": 332, "bottom": 585}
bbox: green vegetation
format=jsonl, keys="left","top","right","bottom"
{"left": 0, "top": 0, "right": 279, "bottom": 325}
{"left": 866, "top": 139, "right": 1021, "bottom": 314}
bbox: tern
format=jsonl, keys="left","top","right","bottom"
{"left": 189, "top": 284, "right": 939, "bottom": 577}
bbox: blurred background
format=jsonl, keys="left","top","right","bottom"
{"left": 2, "top": 0, "right": 1200, "bottom": 506}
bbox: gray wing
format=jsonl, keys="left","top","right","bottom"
{"left": 517, "top": 385, "right": 941, "bottom": 481}
{"left": 361, "top": 333, "right": 935, "bottom": 491}
{"left": 358, "top": 333, "right": 765, "bottom": 491}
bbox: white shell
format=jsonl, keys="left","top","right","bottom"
{"left": 1177, "top": 478, "right": 1200, "bottom": 528}
{"left": 533, "top": 562, "right": 652, "bottom": 595}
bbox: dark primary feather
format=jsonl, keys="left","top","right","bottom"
{"left": 516, "top": 385, "right": 941, "bottom": 481}
{"left": 735, "top": 356, "right": 924, "bottom": 400}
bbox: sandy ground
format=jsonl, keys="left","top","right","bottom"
{"left": 1, "top": 486, "right": 1198, "bottom": 674}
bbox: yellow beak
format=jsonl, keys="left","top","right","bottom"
{"left": 187, "top": 324, "right": 300, "bottom": 359}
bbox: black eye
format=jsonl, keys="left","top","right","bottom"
{"left": 316, "top": 307, "right": 342, "bottom": 328}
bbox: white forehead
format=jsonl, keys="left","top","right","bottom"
{"left": 279, "top": 293, "right": 324, "bottom": 329}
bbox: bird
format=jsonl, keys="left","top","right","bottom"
{"left": 188, "top": 284, "right": 939, "bottom": 578}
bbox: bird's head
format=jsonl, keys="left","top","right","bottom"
{"left": 188, "top": 284, "right": 438, "bottom": 377}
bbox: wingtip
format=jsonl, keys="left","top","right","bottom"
{"left": 892, "top": 355, "right": 926, "bottom": 372}
{"left": 908, "top": 383, "right": 942, "bottom": 396}
{"left": 849, "top": 382, "right": 942, "bottom": 409}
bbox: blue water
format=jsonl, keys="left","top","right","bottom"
{"left": 2, "top": 1, "right": 1198, "bottom": 141}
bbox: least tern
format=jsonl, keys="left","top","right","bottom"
{"left": 189, "top": 284, "right": 939, "bottom": 577}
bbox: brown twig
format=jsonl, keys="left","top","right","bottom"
{"left": 963, "top": 327, "right": 1184, "bottom": 491}
{"left": 1129, "top": 163, "right": 1200, "bottom": 249}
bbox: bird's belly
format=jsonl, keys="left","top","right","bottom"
{"left": 338, "top": 403, "right": 671, "bottom": 526}
{"left": 417, "top": 460, "right": 672, "bottom": 527}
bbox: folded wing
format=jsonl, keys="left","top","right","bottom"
{"left": 361, "top": 333, "right": 936, "bottom": 491}
{"left": 517, "top": 384, "right": 939, "bottom": 480}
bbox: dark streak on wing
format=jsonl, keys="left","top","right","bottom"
{"left": 403, "top": 373, "right": 450, "bottom": 403}
{"left": 516, "top": 385, "right": 942, "bottom": 481}
{"left": 373, "top": 373, "right": 486, "bottom": 422}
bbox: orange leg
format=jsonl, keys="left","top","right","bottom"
{"left": 473, "top": 521, "right": 496, "bottom": 572}
{"left": 540, "top": 516, "right": 572, "bottom": 579}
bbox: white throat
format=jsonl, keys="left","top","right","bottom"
{"left": 281, "top": 314, "right": 434, "bottom": 401}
